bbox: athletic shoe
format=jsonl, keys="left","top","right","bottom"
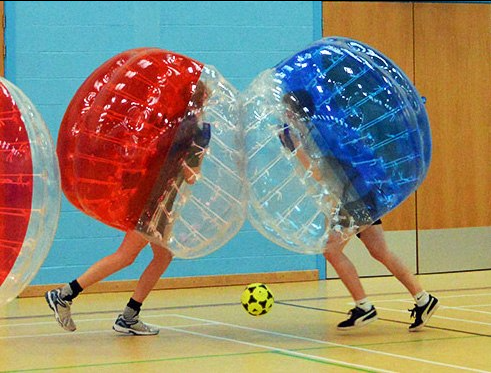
{"left": 113, "top": 314, "right": 159, "bottom": 336}
{"left": 337, "top": 305, "right": 378, "bottom": 330}
{"left": 408, "top": 294, "right": 439, "bottom": 331}
{"left": 45, "top": 288, "right": 76, "bottom": 332}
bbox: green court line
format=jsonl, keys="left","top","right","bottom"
{"left": 2, "top": 351, "right": 268, "bottom": 372}
{"left": 5, "top": 333, "right": 477, "bottom": 373}
{"left": 1, "top": 332, "right": 482, "bottom": 372}
{"left": 1, "top": 349, "right": 379, "bottom": 373}
{"left": 354, "top": 334, "right": 482, "bottom": 348}
{"left": 276, "top": 333, "right": 481, "bottom": 354}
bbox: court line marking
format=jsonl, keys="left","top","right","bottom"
{"left": 440, "top": 306, "right": 491, "bottom": 315}
{"left": 0, "top": 329, "right": 112, "bottom": 340}
{"left": 0, "top": 316, "right": 391, "bottom": 372}
{"left": 2, "top": 286, "right": 490, "bottom": 322}
{"left": 172, "top": 313, "right": 489, "bottom": 373}
{"left": 0, "top": 315, "right": 205, "bottom": 329}
{"left": 0, "top": 317, "right": 214, "bottom": 337}
{"left": 374, "top": 306, "right": 491, "bottom": 326}
{"left": 0, "top": 313, "right": 487, "bottom": 372}
{"left": 281, "top": 298, "right": 491, "bottom": 328}
{"left": 336, "top": 295, "right": 491, "bottom": 324}
{"left": 374, "top": 293, "right": 491, "bottom": 303}
{"left": 160, "top": 324, "right": 394, "bottom": 373}
{"left": 454, "top": 304, "right": 491, "bottom": 309}
{"left": 2, "top": 302, "right": 489, "bottom": 334}
{"left": 0, "top": 337, "right": 382, "bottom": 373}
{"left": 279, "top": 301, "right": 491, "bottom": 338}
{"left": 429, "top": 293, "right": 491, "bottom": 299}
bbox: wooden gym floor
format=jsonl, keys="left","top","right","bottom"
{"left": 0, "top": 270, "right": 489, "bottom": 372}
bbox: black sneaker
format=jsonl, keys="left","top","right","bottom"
{"left": 337, "top": 306, "right": 378, "bottom": 330}
{"left": 408, "top": 294, "right": 439, "bottom": 332}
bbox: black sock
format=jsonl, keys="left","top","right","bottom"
{"left": 60, "top": 279, "right": 83, "bottom": 301}
{"left": 123, "top": 298, "right": 142, "bottom": 320}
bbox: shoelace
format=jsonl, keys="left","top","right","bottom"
{"left": 123, "top": 316, "right": 152, "bottom": 331}
{"left": 408, "top": 304, "right": 418, "bottom": 319}
{"left": 139, "top": 322, "right": 153, "bottom": 331}
{"left": 131, "top": 319, "right": 153, "bottom": 331}
{"left": 55, "top": 291, "right": 70, "bottom": 308}
{"left": 346, "top": 307, "right": 359, "bottom": 318}
{"left": 124, "top": 317, "right": 139, "bottom": 326}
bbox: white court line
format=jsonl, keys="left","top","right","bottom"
{"left": 0, "top": 329, "right": 112, "bottom": 339}
{"left": 0, "top": 314, "right": 213, "bottom": 334}
{"left": 0, "top": 314, "right": 201, "bottom": 328}
{"left": 160, "top": 324, "right": 394, "bottom": 373}
{"left": 0, "top": 316, "right": 394, "bottom": 372}
{"left": 442, "top": 306, "right": 491, "bottom": 315}
{"left": 434, "top": 293, "right": 491, "bottom": 299}
{"left": 454, "top": 304, "right": 491, "bottom": 309}
{"left": 375, "top": 293, "right": 491, "bottom": 303}
{"left": 375, "top": 306, "right": 491, "bottom": 326}
{"left": 171, "top": 313, "right": 489, "bottom": 373}
{"left": 1, "top": 313, "right": 487, "bottom": 372}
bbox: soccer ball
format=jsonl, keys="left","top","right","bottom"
{"left": 241, "top": 283, "right": 274, "bottom": 316}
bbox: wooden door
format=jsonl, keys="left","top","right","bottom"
{"left": 414, "top": 2, "right": 491, "bottom": 272}
{"left": 322, "top": 1, "right": 491, "bottom": 276}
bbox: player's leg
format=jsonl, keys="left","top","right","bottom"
{"left": 113, "top": 243, "right": 173, "bottom": 336}
{"left": 323, "top": 231, "right": 378, "bottom": 330}
{"left": 45, "top": 231, "right": 148, "bottom": 332}
{"left": 359, "top": 224, "right": 439, "bottom": 331}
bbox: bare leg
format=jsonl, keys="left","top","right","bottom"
{"left": 323, "top": 232, "right": 367, "bottom": 301}
{"left": 358, "top": 224, "right": 422, "bottom": 296}
{"left": 77, "top": 231, "right": 149, "bottom": 289}
{"left": 131, "top": 243, "right": 173, "bottom": 303}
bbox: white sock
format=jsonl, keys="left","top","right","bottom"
{"left": 355, "top": 298, "right": 373, "bottom": 312}
{"left": 414, "top": 291, "right": 429, "bottom": 307}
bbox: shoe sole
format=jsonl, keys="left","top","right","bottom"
{"left": 45, "top": 292, "right": 76, "bottom": 332}
{"left": 112, "top": 324, "right": 159, "bottom": 336}
{"left": 337, "top": 314, "right": 379, "bottom": 331}
{"left": 409, "top": 302, "right": 440, "bottom": 332}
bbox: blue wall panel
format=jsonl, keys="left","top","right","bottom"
{"left": 4, "top": 1, "right": 324, "bottom": 285}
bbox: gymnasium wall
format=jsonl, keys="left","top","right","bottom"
{"left": 322, "top": 1, "right": 491, "bottom": 277}
{"left": 2, "top": 1, "right": 325, "bottom": 286}
{"left": 2, "top": 1, "right": 488, "bottom": 290}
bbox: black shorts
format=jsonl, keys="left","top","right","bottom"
{"left": 356, "top": 218, "right": 382, "bottom": 238}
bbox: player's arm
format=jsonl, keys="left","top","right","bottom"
{"left": 183, "top": 122, "right": 211, "bottom": 184}
{"left": 278, "top": 123, "right": 323, "bottom": 181}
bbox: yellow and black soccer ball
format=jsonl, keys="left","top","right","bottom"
{"left": 241, "top": 283, "right": 274, "bottom": 316}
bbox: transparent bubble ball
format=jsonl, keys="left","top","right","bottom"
{"left": 0, "top": 77, "right": 61, "bottom": 306}
{"left": 241, "top": 37, "right": 431, "bottom": 254}
{"left": 57, "top": 48, "right": 246, "bottom": 259}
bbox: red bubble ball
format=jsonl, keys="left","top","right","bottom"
{"left": 57, "top": 48, "right": 204, "bottom": 231}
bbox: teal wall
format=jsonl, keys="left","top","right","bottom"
{"left": 4, "top": 1, "right": 325, "bottom": 284}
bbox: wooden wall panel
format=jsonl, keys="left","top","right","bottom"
{"left": 322, "top": 1, "right": 416, "bottom": 231}
{"left": 414, "top": 3, "right": 491, "bottom": 229}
